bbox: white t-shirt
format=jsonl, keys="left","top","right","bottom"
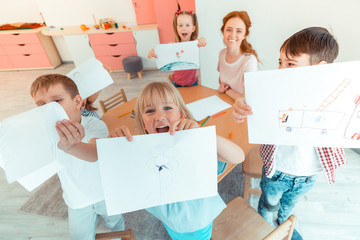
{"left": 275, "top": 146, "right": 323, "bottom": 176}
{"left": 56, "top": 116, "right": 109, "bottom": 209}
{"left": 217, "top": 48, "right": 258, "bottom": 94}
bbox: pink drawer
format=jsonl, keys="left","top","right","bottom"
{"left": 88, "top": 32, "right": 135, "bottom": 45}
{"left": 9, "top": 54, "right": 51, "bottom": 68}
{"left": 95, "top": 55, "right": 128, "bottom": 70}
{"left": 0, "top": 33, "right": 40, "bottom": 45}
{"left": 0, "top": 55, "right": 13, "bottom": 69}
{"left": 0, "top": 46, "right": 6, "bottom": 56}
{"left": 92, "top": 43, "right": 137, "bottom": 56}
{"left": 4, "top": 43, "right": 46, "bottom": 55}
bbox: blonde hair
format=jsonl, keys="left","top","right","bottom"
{"left": 172, "top": 11, "right": 199, "bottom": 42}
{"left": 30, "top": 74, "right": 79, "bottom": 98}
{"left": 135, "top": 82, "right": 193, "bottom": 134}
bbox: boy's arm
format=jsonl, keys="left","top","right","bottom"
{"left": 217, "top": 135, "right": 245, "bottom": 164}
{"left": 232, "top": 97, "right": 253, "bottom": 123}
{"left": 56, "top": 119, "right": 98, "bottom": 162}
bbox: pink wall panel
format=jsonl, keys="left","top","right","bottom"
{"left": 153, "top": 0, "right": 196, "bottom": 44}
{"left": 132, "top": 0, "right": 157, "bottom": 25}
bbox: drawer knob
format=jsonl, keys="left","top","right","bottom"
{"left": 18, "top": 44, "right": 26, "bottom": 46}
{"left": 12, "top": 33, "right": 20, "bottom": 36}
{"left": 112, "top": 55, "right": 121, "bottom": 58}
{"left": 106, "top": 32, "right": 115, "bottom": 35}
{"left": 109, "top": 44, "right": 118, "bottom": 47}
{"left": 24, "top": 54, "right": 31, "bottom": 56}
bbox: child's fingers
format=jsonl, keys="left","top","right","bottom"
{"left": 169, "top": 120, "right": 180, "bottom": 135}
{"left": 109, "top": 126, "right": 133, "bottom": 141}
{"left": 120, "top": 126, "right": 133, "bottom": 141}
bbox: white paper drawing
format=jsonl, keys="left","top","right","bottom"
{"left": 66, "top": 57, "right": 113, "bottom": 99}
{"left": 245, "top": 60, "right": 360, "bottom": 148}
{"left": 0, "top": 102, "right": 68, "bottom": 184}
{"left": 155, "top": 40, "right": 199, "bottom": 71}
{"left": 96, "top": 126, "right": 218, "bottom": 215}
{"left": 186, "top": 95, "right": 232, "bottom": 121}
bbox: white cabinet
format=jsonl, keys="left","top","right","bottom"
{"left": 133, "top": 29, "right": 159, "bottom": 69}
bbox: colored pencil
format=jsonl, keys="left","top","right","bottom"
{"left": 229, "top": 132, "right": 233, "bottom": 140}
{"left": 117, "top": 110, "right": 132, "bottom": 118}
{"left": 200, "top": 116, "right": 210, "bottom": 126}
{"left": 211, "top": 111, "right": 226, "bottom": 119}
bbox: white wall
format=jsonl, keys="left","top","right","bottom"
{"left": 196, "top": 0, "right": 360, "bottom": 89}
{"left": 0, "top": 0, "right": 42, "bottom": 23}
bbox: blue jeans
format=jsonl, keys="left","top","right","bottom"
{"left": 258, "top": 168, "right": 317, "bottom": 225}
{"left": 68, "top": 200, "right": 125, "bottom": 240}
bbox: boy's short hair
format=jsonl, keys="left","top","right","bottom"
{"left": 280, "top": 27, "right": 339, "bottom": 64}
{"left": 30, "top": 74, "right": 79, "bottom": 98}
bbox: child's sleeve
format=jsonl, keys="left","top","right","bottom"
{"left": 85, "top": 117, "right": 109, "bottom": 140}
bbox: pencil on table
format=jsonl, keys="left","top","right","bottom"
{"left": 200, "top": 116, "right": 210, "bottom": 126}
{"left": 117, "top": 110, "right": 132, "bottom": 118}
{"left": 229, "top": 132, "right": 233, "bottom": 139}
{"left": 211, "top": 111, "right": 226, "bottom": 119}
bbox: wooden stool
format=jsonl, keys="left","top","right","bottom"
{"left": 122, "top": 56, "right": 143, "bottom": 79}
{"left": 243, "top": 144, "right": 263, "bottom": 202}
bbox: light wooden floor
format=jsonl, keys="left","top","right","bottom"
{"left": 0, "top": 63, "right": 359, "bottom": 239}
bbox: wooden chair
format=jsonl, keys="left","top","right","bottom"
{"left": 99, "top": 89, "right": 128, "bottom": 113}
{"left": 243, "top": 144, "right": 263, "bottom": 202}
{"left": 95, "top": 229, "right": 135, "bottom": 240}
{"left": 212, "top": 197, "right": 296, "bottom": 240}
{"left": 264, "top": 215, "right": 296, "bottom": 240}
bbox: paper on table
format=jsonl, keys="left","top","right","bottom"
{"left": 66, "top": 57, "right": 113, "bottom": 99}
{"left": 0, "top": 102, "right": 68, "bottom": 183}
{"left": 245, "top": 60, "right": 360, "bottom": 148}
{"left": 97, "top": 126, "right": 218, "bottom": 215}
{"left": 186, "top": 95, "right": 232, "bottom": 121}
{"left": 155, "top": 41, "right": 199, "bottom": 71}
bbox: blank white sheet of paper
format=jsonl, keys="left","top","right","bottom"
{"left": 155, "top": 41, "right": 199, "bottom": 71}
{"left": 186, "top": 95, "right": 232, "bottom": 121}
{"left": 245, "top": 60, "right": 360, "bottom": 148}
{"left": 0, "top": 102, "right": 68, "bottom": 183}
{"left": 97, "top": 126, "right": 218, "bottom": 215}
{"left": 66, "top": 57, "right": 113, "bottom": 99}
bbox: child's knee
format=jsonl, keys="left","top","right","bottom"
{"left": 259, "top": 194, "right": 280, "bottom": 212}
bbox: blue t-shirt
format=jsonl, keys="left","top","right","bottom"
{"left": 146, "top": 160, "right": 227, "bottom": 235}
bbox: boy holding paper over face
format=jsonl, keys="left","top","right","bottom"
{"left": 30, "top": 74, "right": 124, "bottom": 240}
{"left": 232, "top": 27, "right": 347, "bottom": 240}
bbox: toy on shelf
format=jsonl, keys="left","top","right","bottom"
{"left": 80, "top": 24, "right": 89, "bottom": 31}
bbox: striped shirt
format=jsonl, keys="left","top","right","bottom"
{"left": 217, "top": 48, "right": 258, "bottom": 94}
{"left": 259, "top": 144, "right": 347, "bottom": 186}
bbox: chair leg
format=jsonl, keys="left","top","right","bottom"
{"left": 137, "top": 71, "right": 142, "bottom": 78}
{"left": 127, "top": 73, "right": 131, "bottom": 80}
{"left": 243, "top": 174, "right": 251, "bottom": 202}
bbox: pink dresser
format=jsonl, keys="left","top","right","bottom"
{"left": 0, "top": 28, "right": 61, "bottom": 70}
{"left": 88, "top": 31, "right": 138, "bottom": 70}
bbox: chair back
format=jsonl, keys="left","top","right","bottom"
{"left": 99, "top": 89, "right": 128, "bottom": 113}
{"left": 264, "top": 215, "right": 296, "bottom": 240}
{"left": 212, "top": 197, "right": 274, "bottom": 240}
{"left": 95, "top": 229, "right": 135, "bottom": 240}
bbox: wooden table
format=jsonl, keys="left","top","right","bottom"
{"left": 102, "top": 85, "right": 254, "bottom": 182}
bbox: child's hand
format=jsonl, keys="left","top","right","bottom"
{"left": 218, "top": 82, "right": 230, "bottom": 93}
{"left": 197, "top": 37, "right": 207, "bottom": 47}
{"left": 169, "top": 118, "right": 199, "bottom": 135}
{"left": 109, "top": 126, "right": 133, "bottom": 141}
{"left": 56, "top": 119, "right": 85, "bottom": 152}
{"left": 147, "top": 48, "right": 158, "bottom": 59}
{"left": 232, "top": 98, "right": 253, "bottom": 123}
